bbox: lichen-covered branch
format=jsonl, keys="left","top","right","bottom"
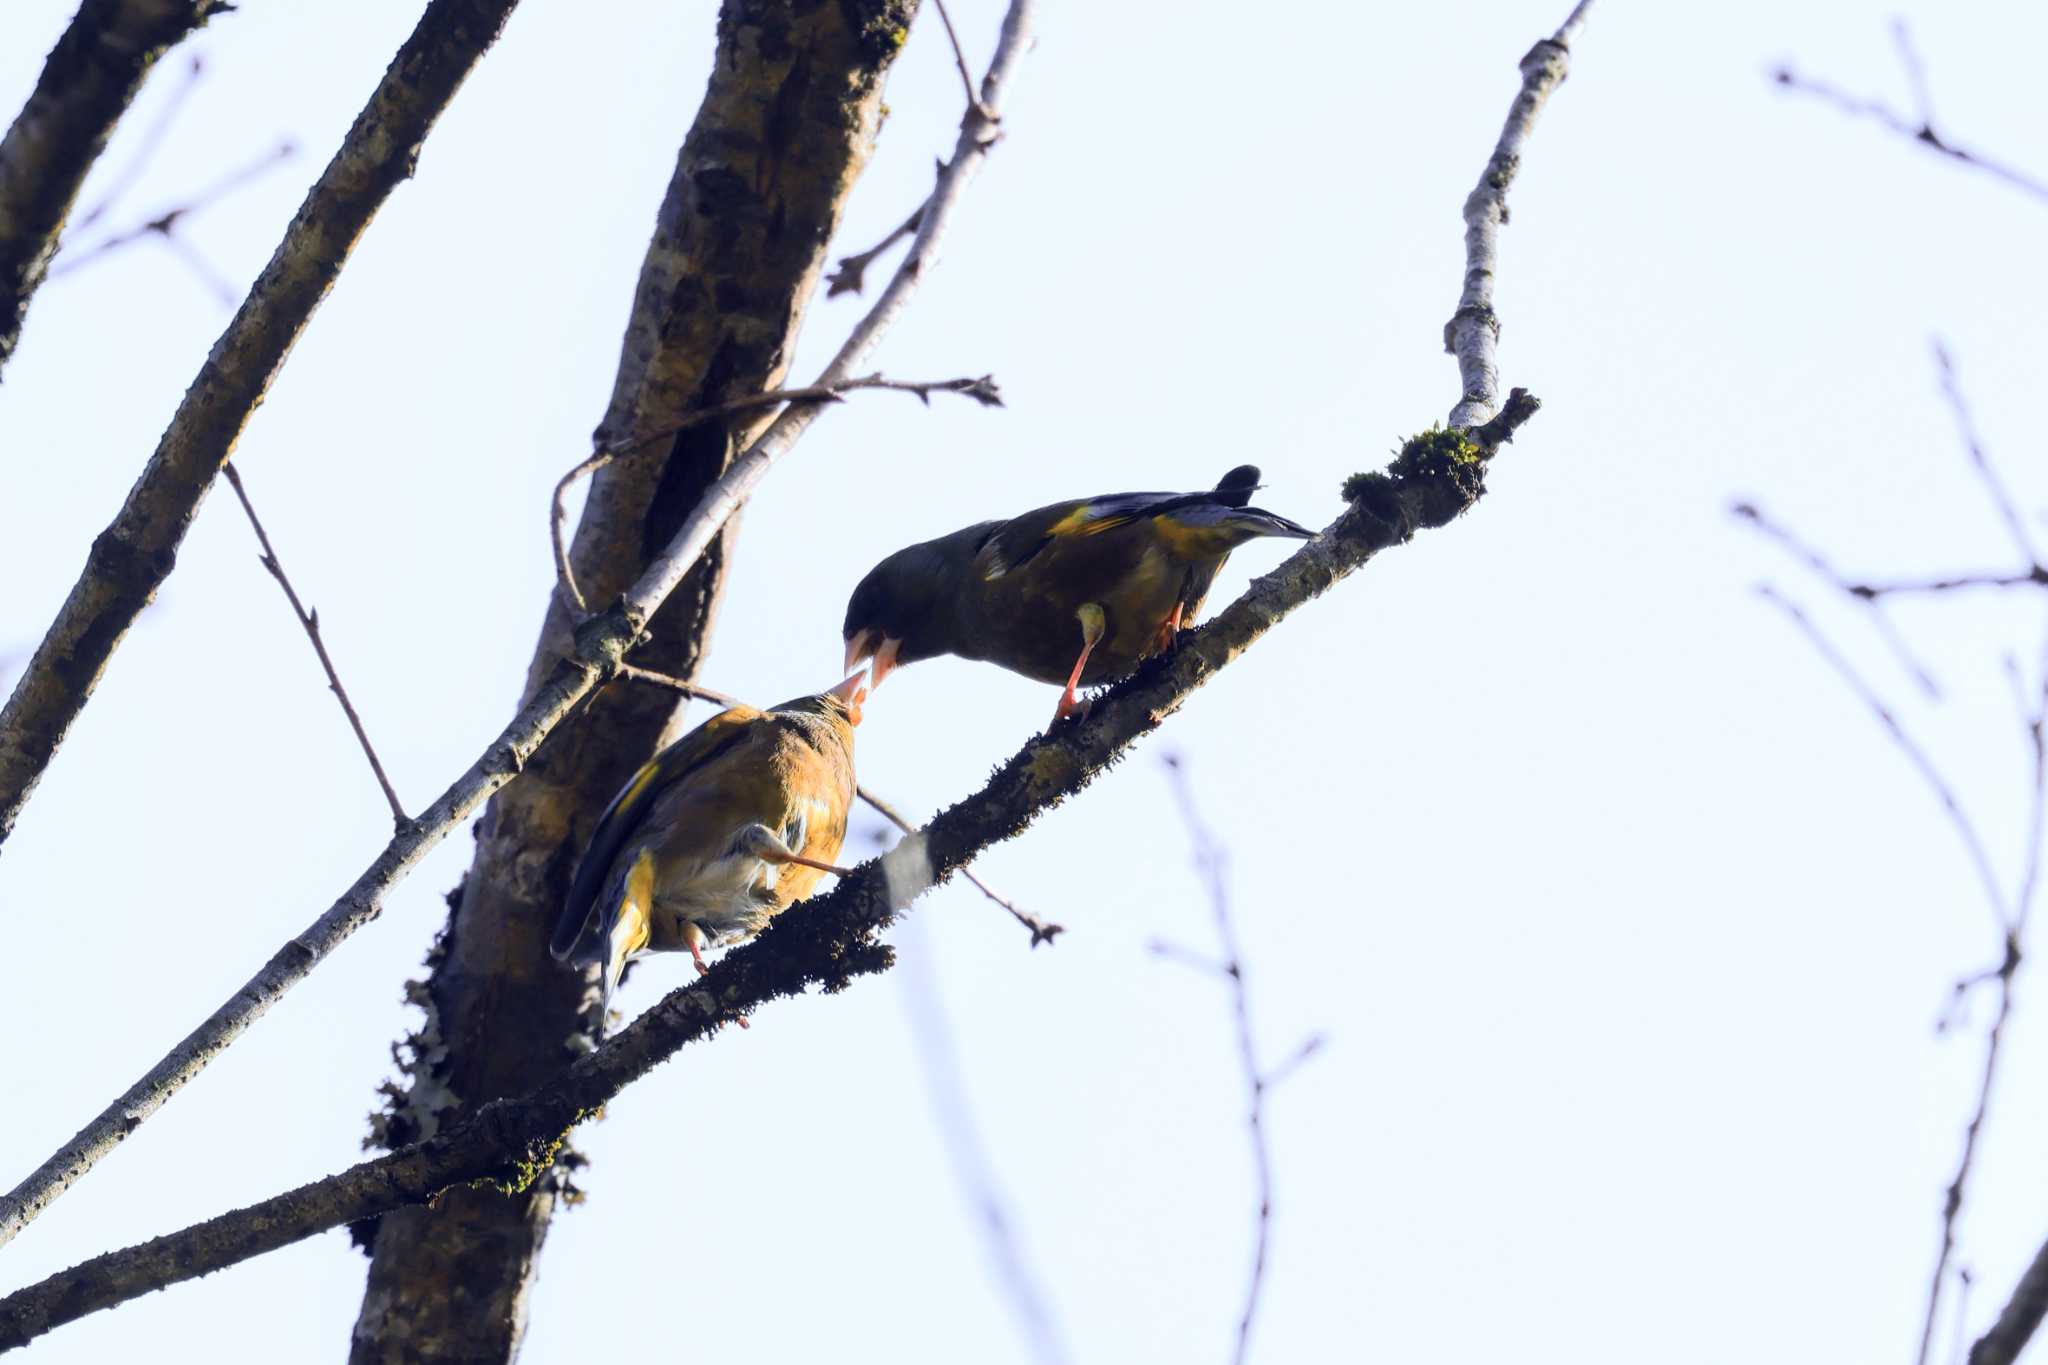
{"left": 0, "top": 0, "right": 522, "bottom": 848}
{"left": 0, "top": 398, "right": 1542, "bottom": 1353}
{"left": 0, "top": 0, "right": 223, "bottom": 375}
{"left": 1444, "top": 0, "right": 1590, "bottom": 429}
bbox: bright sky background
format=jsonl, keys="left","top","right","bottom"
{"left": 4, "top": 1, "right": 2047, "bottom": 1361}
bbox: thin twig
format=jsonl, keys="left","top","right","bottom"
{"left": 898, "top": 916, "right": 1070, "bottom": 1365}
{"left": 221, "top": 464, "right": 407, "bottom": 827}
{"left": 1733, "top": 501, "right": 1942, "bottom": 697}
{"left": 1162, "top": 754, "right": 1323, "bottom": 1365}
{"left": 827, "top": 197, "right": 927, "bottom": 297}
{"left": 66, "top": 54, "right": 207, "bottom": 239}
{"left": 858, "top": 785, "right": 1061, "bottom": 945}
{"left": 614, "top": 664, "right": 1060, "bottom": 945}
{"left": 1443, "top": 0, "right": 1591, "bottom": 428}
{"left": 551, "top": 372, "right": 1001, "bottom": 615}
{"left": 1770, "top": 58, "right": 2048, "bottom": 205}
{"left": 1935, "top": 342, "right": 2042, "bottom": 571}
{"left": 52, "top": 140, "right": 297, "bottom": 290}
{"left": 932, "top": 0, "right": 995, "bottom": 120}
{"left": 1756, "top": 585, "right": 2007, "bottom": 935}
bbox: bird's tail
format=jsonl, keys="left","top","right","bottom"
{"left": 1213, "top": 464, "right": 1262, "bottom": 507}
{"left": 562, "top": 848, "right": 656, "bottom": 1017}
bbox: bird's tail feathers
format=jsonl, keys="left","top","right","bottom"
{"left": 1213, "top": 464, "right": 1262, "bottom": 508}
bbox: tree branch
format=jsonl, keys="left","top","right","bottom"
{"left": 1972, "top": 1235, "right": 2048, "bottom": 1365}
{"left": 220, "top": 462, "right": 407, "bottom": 827}
{"left": 551, "top": 372, "right": 1001, "bottom": 617}
{"left": 1771, "top": 27, "right": 2048, "bottom": 206}
{"left": 0, "top": 0, "right": 222, "bottom": 375}
{"left": 0, "top": 0, "right": 523, "bottom": 849}
{"left": 1161, "top": 755, "right": 1325, "bottom": 1365}
{"left": 1444, "top": 0, "right": 1591, "bottom": 429}
{"left": 0, "top": 0, "right": 1032, "bottom": 1262}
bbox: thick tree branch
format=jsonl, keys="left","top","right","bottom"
{"left": 0, "top": 395, "right": 1541, "bottom": 1351}
{"left": 1444, "top": 0, "right": 1590, "bottom": 429}
{"left": 0, "top": 0, "right": 221, "bottom": 375}
{"left": 221, "top": 462, "right": 407, "bottom": 826}
{"left": 1973, "top": 1236, "right": 2048, "bottom": 1365}
{"left": 0, "top": 0, "right": 522, "bottom": 849}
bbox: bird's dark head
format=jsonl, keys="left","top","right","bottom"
{"left": 842, "top": 529, "right": 983, "bottom": 687}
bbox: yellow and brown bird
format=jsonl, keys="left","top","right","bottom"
{"left": 549, "top": 674, "right": 865, "bottom": 1009}
{"left": 843, "top": 465, "right": 1314, "bottom": 724}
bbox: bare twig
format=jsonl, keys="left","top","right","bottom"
{"left": 65, "top": 54, "right": 206, "bottom": 240}
{"left": 0, "top": 0, "right": 1028, "bottom": 1253}
{"left": 932, "top": 0, "right": 995, "bottom": 121}
{"left": 51, "top": 138, "right": 298, "bottom": 295}
{"left": 1733, "top": 501, "right": 1942, "bottom": 697}
{"left": 1935, "top": 342, "right": 2041, "bottom": 571}
{"left": 1770, "top": 48, "right": 2048, "bottom": 205}
{"left": 827, "top": 197, "right": 926, "bottom": 297}
{"left": 614, "top": 664, "right": 1060, "bottom": 945}
{"left": 220, "top": 463, "right": 406, "bottom": 827}
{"left": 0, "top": 0, "right": 524, "bottom": 851}
{"left": 1444, "top": 0, "right": 1592, "bottom": 428}
{"left": 551, "top": 372, "right": 1001, "bottom": 615}
{"left": 857, "top": 785, "right": 1061, "bottom": 945}
{"left": 1756, "top": 585, "right": 2006, "bottom": 935}
{"left": 1162, "top": 754, "right": 1323, "bottom": 1365}
{"left": 898, "top": 917, "right": 1069, "bottom": 1365}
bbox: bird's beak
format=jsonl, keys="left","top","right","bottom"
{"left": 843, "top": 628, "right": 874, "bottom": 675}
{"left": 868, "top": 636, "right": 902, "bottom": 689}
{"left": 828, "top": 670, "right": 869, "bottom": 726}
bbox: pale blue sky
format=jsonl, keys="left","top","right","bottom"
{"left": 3, "top": 1, "right": 2046, "bottom": 1361}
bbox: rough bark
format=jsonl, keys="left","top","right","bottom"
{"left": 0, "top": 0, "right": 222, "bottom": 377}
{"left": 0, "top": 0, "right": 521, "bottom": 849}
{"left": 350, "top": 3, "right": 920, "bottom": 1360}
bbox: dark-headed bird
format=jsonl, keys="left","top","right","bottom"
{"left": 549, "top": 674, "right": 864, "bottom": 1011}
{"left": 843, "top": 465, "right": 1314, "bottom": 725}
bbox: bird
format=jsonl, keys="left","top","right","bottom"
{"left": 549, "top": 673, "right": 865, "bottom": 1012}
{"left": 842, "top": 465, "right": 1314, "bottom": 724}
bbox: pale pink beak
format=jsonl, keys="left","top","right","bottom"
{"left": 827, "top": 670, "right": 869, "bottom": 725}
{"left": 843, "top": 628, "right": 874, "bottom": 675}
{"left": 868, "top": 636, "right": 902, "bottom": 689}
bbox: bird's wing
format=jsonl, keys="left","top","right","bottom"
{"left": 977, "top": 490, "right": 1188, "bottom": 579}
{"left": 549, "top": 704, "right": 766, "bottom": 963}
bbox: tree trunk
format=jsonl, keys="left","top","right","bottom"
{"left": 349, "top": 3, "right": 919, "bottom": 1360}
